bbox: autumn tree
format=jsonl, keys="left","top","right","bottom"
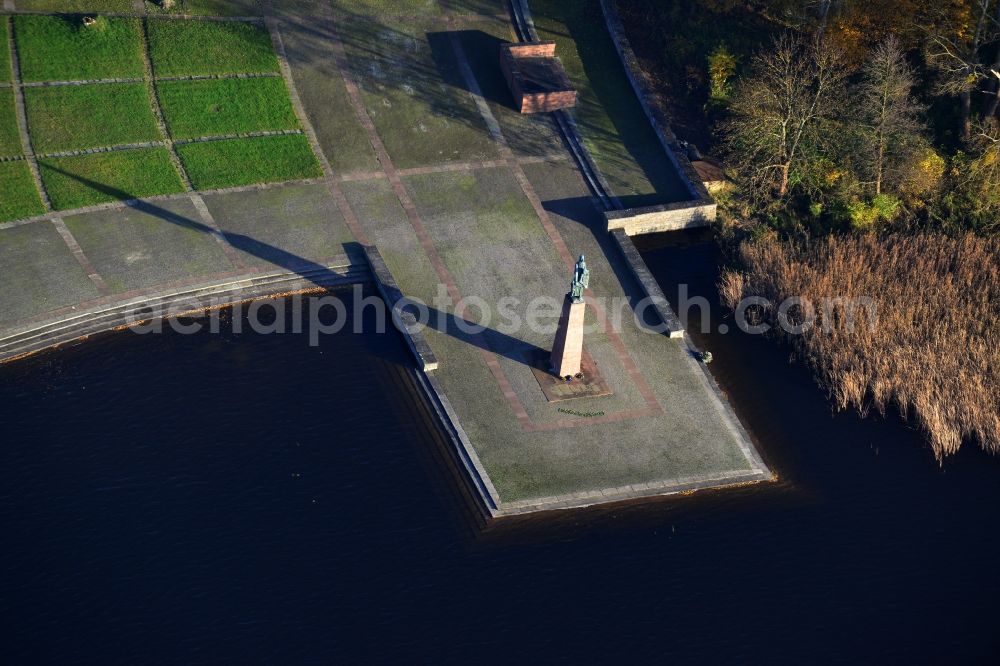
{"left": 986, "top": 14, "right": 1000, "bottom": 117}
{"left": 723, "top": 34, "right": 849, "bottom": 200}
{"left": 965, "top": 118, "right": 1000, "bottom": 222}
{"left": 925, "top": 0, "right": 1000, "bottom": 141}
{"left": 855, "top": 37, "right": 927, "bottom": 195}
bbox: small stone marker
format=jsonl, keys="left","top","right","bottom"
{"left": 550, "top": 254, "right": 589, "bottom": 378}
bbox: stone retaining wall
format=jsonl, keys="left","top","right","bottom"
{"left": 610, "top": 229, "right": 684, "bottom": 338}
{"left": 0, "top": 257, "right": 368, "bottom": 363}
{"left": 363, "top": 245, "right": 439, "bottom": 372}
{"left": 598, "top": 0, "right": 711, "bottom": 202}
{"left": 606, "top": 200, "right": 717, "bottom": 235}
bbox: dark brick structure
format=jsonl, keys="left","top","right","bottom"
{"left": 499, "top": 42, "right": 577, "bottom": 114}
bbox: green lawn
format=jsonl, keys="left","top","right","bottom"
{"left": 157, "top": 77, "right": 298, "bottom": 139}
{"left": 0, "top": 88, "right": 22, "bottom": 158}
{"left": 144, "top": 0, "right": 262, "bottom": 15}
{"left": 146, "top": 18, "right": 278, "bottom": 76}
{"left": 1, "top": 18, "right": 11, "bottom": 84}
{"left": 39, "top": 148, "right": 185, "bottom": 209}
{"left": 176, "top": 135, "right": 321, "bottom": 189}
{"left": 24, "top": 83, "right": 162, "bottom": 153}
{"left": 14, "top": 15, "right": 145, "bottom": 83}
{"left": 14, "top": 0, "right": 133, "bottom": 11}
{"left": 0, "top": 161, "right": 45, "bottom": 222}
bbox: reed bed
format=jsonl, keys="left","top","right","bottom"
{"left": 720, "top": 234, "right": 1000, "bottom": 459}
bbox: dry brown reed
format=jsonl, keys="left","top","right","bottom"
{"left": 719, "top": 233, "right": 1000, "bottom": 460}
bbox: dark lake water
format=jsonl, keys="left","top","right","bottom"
{"left": 1, "top": 237, "right": 999, "bottom": 664}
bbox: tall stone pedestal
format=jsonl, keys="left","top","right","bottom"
{"left": 550, "top": 295, "right": 585, "bottom": 378}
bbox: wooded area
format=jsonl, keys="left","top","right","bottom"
{"left": 622, "top": 0, "right": 1000, "bottom": 233}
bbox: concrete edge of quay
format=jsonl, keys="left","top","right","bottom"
{"left": 363, "top": 245, "right": 439, "bottom": 372}
{"left": 494, "top": 469, "right": 772, "bottom": 516}
{"left": 363, "top": 245, "right": 503, "bottom": 519}
{"left": 678, "top": 327, "right": 774, "bottom": 479}
{"left": 605, "top": 200, "right": 718, "bottom": 235}
{"left": 0, "top": 255, "right": 367, "bottom": 363}
{"left": 610, "top": 228, "right": 684, "bottom": 338}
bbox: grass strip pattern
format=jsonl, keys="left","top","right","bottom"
{"left": 14, "top": 16, "right": 145, "bottom": 83}
{"left": 15, "top": 0, "right": 132, "bottom": 11}
{"left": 157, "top": 77, "right": 299, "bottom": 139}
{"left": 0, "top": 18, "right": 11, "bottom": 84}
{"left": 0, "top": 88, "right": 21, "bottom": 158}
{"left": 0, "top": 161, "right": 45, "bottom": 220}
{"left": 176, "top": 134, "right": 321, "bottom": 190}
{"left": 143, "top": 0, "right": 263, "bottom": 16}
{"left": 39, "top": 147, "right": 185, "bottom": 209}
{"left": 146, "top": 19, "right": 278, "bottom": 77}
{"left": 24, "top": 83, "right": 162, "bottom": 153}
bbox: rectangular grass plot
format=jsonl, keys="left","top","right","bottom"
{"left": 146, "top": 18, "right": 279, "bottom": 77}
{"left": 0, "top": 88, "right": 22, "bottom": 158}
{"left": 0, "top": 161, "right": 45, "bottom": 222}
{"left": 14, "top": 0, "right": 133, "bottom": 11}
{"left": 176, "top": 134, "right": 321, "bottom": 190}
{"left": 24, "top": 83, "right": 162, "bottom": 154}
{"left": 14, "top": 16, "right": 145, "bottom": 83}
{"left": 157, "top": 78, "right": 299, "bottom": 139}
{"left": 0, "top": 19, "right": 11, "bottom": 84}
{"left": 39, "top": 148, "right": 185, "bottom": 210}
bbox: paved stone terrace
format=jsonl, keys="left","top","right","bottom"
{"left": 0, "top": 0, "right": 770, "bottom": 515}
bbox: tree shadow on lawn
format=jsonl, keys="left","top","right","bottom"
{"left": 426, "top": 29, "right": 511, "bottom": 108}
{"left": 428, "top": 24, "right": 690, "bottom": 206}
{"left": 279, "top": 4, "right": 688, "bottom": 200}
{"left": 529, "top": 0, "right": 694, "bottom": 206}
{"left": 280, "top": 7, "right": 560, "bottom": 160}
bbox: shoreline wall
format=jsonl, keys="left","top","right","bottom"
{"left": 606, "top": 200, "right": 718, "bottom": 235}
{"left": 0, "top": 257, "right": 368, "bottom": 364}
{"left": 365, "top": 245, "right": 501, "bottom": 519}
